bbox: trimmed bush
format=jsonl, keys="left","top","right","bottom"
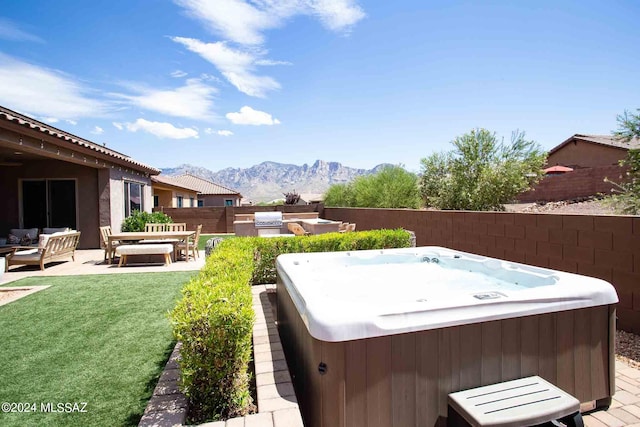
{"left": 121, "top": 210, "right": 173, "bottom": 232}
{"left": 171, "top": 238, "right": 255, "bottom": 422}
{"left": 170, "top": 229, "right": 412, "bottom": 423}
{"left": 250, "top": 228, "right": 413, "bottom": 284}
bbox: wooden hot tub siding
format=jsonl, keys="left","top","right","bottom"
{"left": 276, "top": 280, "right": 615, "bottom": 427}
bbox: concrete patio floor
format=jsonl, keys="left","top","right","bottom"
{"left": 0, "top": 248, "right": 205, "bottom": 285}
{"left": 2, "top": 249, "right": 640, "bottom": 426}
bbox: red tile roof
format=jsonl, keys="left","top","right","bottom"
{"left": 171, "top": 174, "right": 241, "bottom": 196}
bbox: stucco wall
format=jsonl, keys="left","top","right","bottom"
{"left": 108, "top": 168, "right": 152, "bottom": 232}
{"left": 200, "top": 194, "right": 241, "bottom": 207}
{"left": 549, "top": 141, "right": 626, "bottom": 168}
{"left": 0, "top": 159, "right": 99, "bottom": 248}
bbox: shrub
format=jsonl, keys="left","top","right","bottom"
{"left": 170, "top": 228, "right": 413, "bottom": 423}
{"left": 171, "top": 238, "right": 255, "bottom": 422}
{"left": 121, "top": 210, "right": 173, "bottom": 232}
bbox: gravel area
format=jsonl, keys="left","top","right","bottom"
{"left": 617, "top": 330, "right": 640, "bottom": 368}
{"left": 505, "top": 198, "right": 618, "bottom": 215}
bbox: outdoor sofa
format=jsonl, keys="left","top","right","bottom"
{"left": 5, "top": 230, "right": 81, "bottom": 271}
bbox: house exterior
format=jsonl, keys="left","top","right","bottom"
{"left": 151, "top": 175, "right": 199, "bottom": 209}
{"left": 0, "top": 105, "right": 159, "bottom": 248}
{"left": 547, "top": 134, "right": 640, "bottom": 169}
{"left": 518, "top": 134, "right": 639, "bottom": 202}
{"left": 170, "top": 174, "right": 242, "bottom": 207}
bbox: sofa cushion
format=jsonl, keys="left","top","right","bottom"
{"left": 7, "top": 234, "right": 20, "bottom": 245}
{"left": 9, "top": 228, "right": 39, "bottom": 244}
{"left": 43, "top": 227, "right": 69, "bottom": 234}
{"left": 20, "top": 234, "right": 33, "bottom": 245}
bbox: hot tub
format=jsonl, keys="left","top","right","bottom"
{"left": 275, "top": 246, "right": 618, "bottom": 427}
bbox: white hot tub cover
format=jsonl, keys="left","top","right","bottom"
{"left": 276, "top": 246, "right": 619, "bottom": 342}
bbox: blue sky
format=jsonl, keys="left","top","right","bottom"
{"left": 0, "top": 0, "right": 638, "bottom": 173}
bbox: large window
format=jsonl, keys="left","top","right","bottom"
{"left": 190, "top": 197, "right": 195, "bottom": 207}
{"left": 177, "top": 196, "right": 183, "bottom": 208}
{"left": 124, "top": 181, "right": 144, "bottom": 216}
{"left": 21, "top": 179, "right": 77, "bottom": 229}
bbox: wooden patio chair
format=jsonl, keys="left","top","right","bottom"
{"left": 287, "top": 222, "right": 310, "bottom": 236}
{"left": 176, "top": 224, "right": 202, "bottom": 261}
{"left": 166, "top": 223, "right": 187, "bottom": 232}
{"left": 145, "top": 223, "right": 166, "bottom": 232}
{"left": 99, "top": 225, "right": 121, "bottom": 262}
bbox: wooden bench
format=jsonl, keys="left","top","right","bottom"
{"left": 448, "top": 376, "right": 583, "bottom": 427}
{"left": 6, "top": 231, "right": 81, "bottom": 271}
{"left": 115, "top": 244, "right": 173, "bottom": 267}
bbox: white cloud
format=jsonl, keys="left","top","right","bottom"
{"left": 112, "top": 122, "right": 124, "bottom": 130}
{"left": 205, "top": 127, "right": 233, "bottom": 136}
{"left": 43, "top": 117, "right": 59, "bottom": 123}
{"left": 171, "top": 70, "right": 188, "bottom": 78}
{"left": 175, "top": 0, "right": 365, "bottom": 46}
{"left": 0, "top": 54, "right": 108, "bottom": 120}
{"left": 114, "top": 78, "right": 218, "bottom": 119}
{"left": 172, "top": 37, "right": 280, "bottom": 97}
{"left": 91, "top": 126, "right": 104, "bottom": 135}
{"left": 66, "top": 119, "right": 78, "bottom": 125}
{"left": 123, "top": 118, "right": 199, "bottom": 139}
{"left": 226, "top": 106, "right": 280, "bottom": 126}
{"left": 0, "top": 19, "right": 44, "bottom": 43}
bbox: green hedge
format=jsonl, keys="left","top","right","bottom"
{"left": 170, "top": 229, "right": 412, "bottom": 423}
{"left": 121, "top": 210, "right": 173, "bottom": 232}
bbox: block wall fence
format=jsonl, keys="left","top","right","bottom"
{"left": 323, "top": 207, "right": 640, "bottom": 334}
{"left": 518, "top": 164, "right": 627, "bottom": 202}
{"left": 162, "top": 205, "right": 640, "bottom": 333}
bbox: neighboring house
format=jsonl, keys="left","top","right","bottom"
{"left": 0, "top": 105, "right": 159, "bottom": 248}
{"left": 298, "top": 193, "right": 324, "bottom": 205}
{"left": 170, "top": 174, "right": 242, "bottom": 207}
{"left": 151, "top": 175, "right": 199, "bottom": 209}
{"left": 547, "top": 134, "right": 640, "bottom": 169}
{"left": 519, "top": 134, "right": 640, "bottom": 202}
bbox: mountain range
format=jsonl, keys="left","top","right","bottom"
{"left": 160, "top": 160, "right": 389, "bottom": 202}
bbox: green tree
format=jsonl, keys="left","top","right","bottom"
{"left": 607, "top": 109, "right": 640, "bottom": 214}
{"left": 324, "top": 165, "right": 421, "bottom": 208}
{"left": 419, "top": 129, "right": 546, "bottom": 211}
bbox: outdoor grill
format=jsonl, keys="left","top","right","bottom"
{"left": 254, "top": 211, "right": 283, "bottom": 235}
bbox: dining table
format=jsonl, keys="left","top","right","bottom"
{"left": 107, "top": 230, "right": 195, "bottom": 264}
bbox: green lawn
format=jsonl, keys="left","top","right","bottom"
{"left": 0, "top": 271, "right": 195, "bottom": 427}
{"left": 197, "top": 233, "right": 235, "bottom": 250}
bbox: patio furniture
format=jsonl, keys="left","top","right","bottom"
{"left": 339, "top": 223, "right": 356, "bottom": 233}
{"left": 176, "top": 224, "right": 202, "bottom": 261}
{"left": 448, "top": 376, "right": 583, "bottom": 427}
{"left": 6, "top": 231, "right": 81, "bottom": 271}
{"left": 145, "top": 223, "right": 166, "bottom": 232}
{"left": 166, "top": 223, "right": 186, "bottom": 232}
{"left": 300, "top": 218, "right": 341, "bottom": 234}
{"left": 287, "top": 223, "right": 310, "bottom": 236}
{"left": 99, "top": 225, "right": 121, "bottom": 262}
{"left": 106, "top": 231, "right": 195, "bottom": 264}
{"left": 115, "top": 243, "right": 174, "bottom": 267}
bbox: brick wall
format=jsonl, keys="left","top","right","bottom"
{"left": 324, "top": 207, "right": 640, "bottom": 333}
{"left": 518, "top": 165, "right": 627, "bottom": 202}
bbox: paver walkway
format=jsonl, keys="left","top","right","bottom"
{"left": 587, "top": 360, "right": 640, "bottom": 427}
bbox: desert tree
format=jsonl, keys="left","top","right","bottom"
{"left": 419, "top": 129, "right": 546, "bottom": 211}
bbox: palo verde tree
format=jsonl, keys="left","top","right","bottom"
{"left": 419, "top": 129, "right": 546, "bottom": 211}
{"left": 324, "top": 165, "right": 421, "bottom": 209}
{"left": 606, "top": 109, "right": 640, "bottom": 214}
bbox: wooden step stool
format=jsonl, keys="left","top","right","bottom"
{"left": 448, "top": 376, "right": 583, "bottom": 427}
